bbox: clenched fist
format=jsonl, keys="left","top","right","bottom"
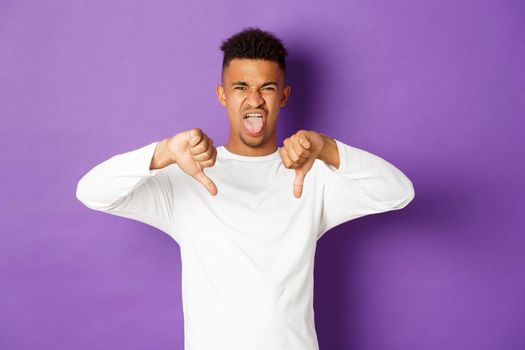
{"left": 166, "top": 128, "right": 218, "bottom": 196}
{"left": 279, "top": 130, "right": 324, "bottom": 198}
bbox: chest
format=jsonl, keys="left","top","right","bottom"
{"left": 171, "top": 160, "right": 325, "bottom": 241}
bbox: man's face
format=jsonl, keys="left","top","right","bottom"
{"left": 216, "top": 58, "right": 291, "bottom": 150}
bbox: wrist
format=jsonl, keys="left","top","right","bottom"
{"left": 150, "top": 138, "right": 176, "bottom": 170}
{"left": 317, "top": 133, "right": 340, "bottom": 170}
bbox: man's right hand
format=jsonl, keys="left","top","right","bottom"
{"left": 166, "top": 128, "right": 218, "bottom": 196}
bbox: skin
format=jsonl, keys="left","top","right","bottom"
{"left": 150, "top": 58, "right": 340, "bottom": 198}
{"left": 216, "top": 58, "right": 291, "bottom": 157}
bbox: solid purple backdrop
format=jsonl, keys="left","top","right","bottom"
{"left": 1, "top": 1, "right": 523, "bottom": 349}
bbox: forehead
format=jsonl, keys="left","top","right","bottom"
{"left": 223, "top": 59, "right": 283, "bottom": 84}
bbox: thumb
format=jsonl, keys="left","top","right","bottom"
{"left": 293, "top": 169, "right": 307, "bottom": 198}
{"left": 193, "top": 170, "right": 218, "bottom": 196}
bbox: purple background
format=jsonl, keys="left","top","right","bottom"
{"left": 1, "top": 1, "right": 524, "bottom": 349}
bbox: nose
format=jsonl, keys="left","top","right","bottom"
{"left": 246, "top": 88, "right": 264, "bottom": 108}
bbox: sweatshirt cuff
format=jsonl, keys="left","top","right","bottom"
{"left": 324, "top": 138, "right": 377, "bottom": 176}
{"left": 144, "top": 141, "right": 164, "bottom": 176}
{"left": 324, "top": 139, "right": 348, "bottom": 174}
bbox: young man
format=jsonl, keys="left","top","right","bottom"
{"left": 76, "top": 27, "right": 415, "bottom": 350}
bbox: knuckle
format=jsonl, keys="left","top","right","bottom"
{"left": 194, "top": 144, "right": 204, "bottom": 154}
{"left": 190, "top": 127, "right": 202, "bottom": 136}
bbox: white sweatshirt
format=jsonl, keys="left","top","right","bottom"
{"left": 76, "top": 138, "right": 415, "bottom": 350}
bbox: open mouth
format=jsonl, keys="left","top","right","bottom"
{"left": 243, "top": 112, "right": 264, "bottom": 135}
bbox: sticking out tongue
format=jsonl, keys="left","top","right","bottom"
{"left": 243, "top": 117, "right": 263, "bottom": 134}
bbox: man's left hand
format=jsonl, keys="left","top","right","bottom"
{"left": 279, "top": 130, "right": 325, "bottom": 198}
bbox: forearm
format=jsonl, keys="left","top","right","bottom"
{"left": 317, "top": 138, "right": 415, "bottom": 236}
{"left": 323, "top": 138, "right": 415, "bottom": 208}
{"left": 77, "top": 141, "right": 162, "bottom": 210}
{"left": 316, "top": 133, "right": 340, "bottom": 169}
{"left": 150, "top": 138, "right": 176, "bottom": 170}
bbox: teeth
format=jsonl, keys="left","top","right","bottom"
{"left": 245, "top": 113, "right": 263, "bottom": 118}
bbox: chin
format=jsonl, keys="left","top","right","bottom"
{"left": 241, "top": 135, "right": 266, "bottom": 147}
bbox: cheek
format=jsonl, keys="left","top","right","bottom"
{"left": 266, "top": 99, "right": 280, "bottom": 114}
{"left": 267, "top": 94, "right": 281, "bottom": 105}
{"left": 226, "top": 97, "right": 243, "bottom": 111}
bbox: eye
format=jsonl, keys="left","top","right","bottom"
{"left": 263, "top": 87, "right": 275, "bottom": 91}
{"left": 234, "top": 86, "right": 246, "bottom": 90}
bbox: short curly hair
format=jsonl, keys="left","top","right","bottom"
{"left": 219, "top": 27, "right": 288, "bottom": 83}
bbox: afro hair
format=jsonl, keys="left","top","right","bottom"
{"left": 219, "top": 27, "right": 288, "bottom": 82}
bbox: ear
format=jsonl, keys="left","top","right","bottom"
{"left": 280, "top": 85, "right": 291, "bottom": 107}
{"left": 216, "top": 84, "right": 226, "bottom": 107}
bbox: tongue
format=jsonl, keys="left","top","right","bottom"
{"left": 243, "top": 117, "right": 263, "bottom": 134}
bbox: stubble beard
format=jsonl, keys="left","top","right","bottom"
{"left": 240, "top": 132, "right": 266, "bottom": 148}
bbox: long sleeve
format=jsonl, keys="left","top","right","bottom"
{"left": 317, "top": 139, "right": 415, "bottom": 239}
{"left": 75, "top": 141, "right": 179, "bottom": 243}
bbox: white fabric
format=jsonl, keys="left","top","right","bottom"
{"left": 76, "top": 138, "right": 415, "bottom": 350}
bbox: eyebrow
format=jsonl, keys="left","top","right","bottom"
{"left": 231, "top": 80, "right": 279, "bottom": 87}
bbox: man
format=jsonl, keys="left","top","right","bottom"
{"left": 76, "top": 27, "right": 415, "bottom": 350}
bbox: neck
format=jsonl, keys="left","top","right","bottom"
{"left": 224, "top": 134, "right": 278, "bottom": 157}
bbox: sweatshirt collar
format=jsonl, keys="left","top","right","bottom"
{"left": 218, "top": 146, "right": 280, "bottom": 162}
